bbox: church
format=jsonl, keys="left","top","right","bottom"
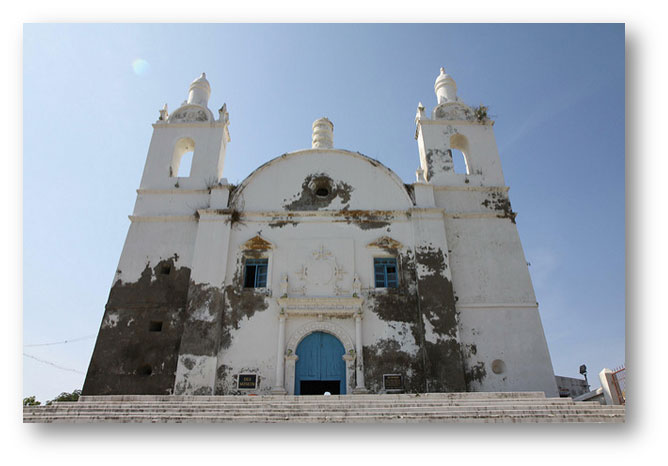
{"left": 82, "top": 69, "right": 559, "bottom": 398}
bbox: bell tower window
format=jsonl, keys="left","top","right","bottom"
{"left": 170, "top": 137, "right": 195, "bottom": 178}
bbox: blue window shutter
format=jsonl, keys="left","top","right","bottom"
{"left": 374, "top": 258, "right": 398, "bottom": 288}
{"left": 244, "top": 259, "right": 268, "bottom": 288}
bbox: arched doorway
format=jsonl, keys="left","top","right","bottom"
{"left": 295, "top": 332, "right": 346, "bottom": 395}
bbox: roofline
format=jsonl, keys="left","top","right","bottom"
{"left": 229, "top": 148, "right": 413, "bottom": 207}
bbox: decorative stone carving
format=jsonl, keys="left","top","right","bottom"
{"left": 432, "top": 102, "right": 475, "bottom": 121}
{"left": 291, "top": 244, "right": 347, "bottom": 296}
{"left": 169, "top": 106, "right": 210, "bottom": 123}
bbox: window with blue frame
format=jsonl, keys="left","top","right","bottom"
{"left": 374, "top": 258, "right": 398, "bottom": 288}
{"left": 244, "top": 258, "right": 268, "bottom": 288}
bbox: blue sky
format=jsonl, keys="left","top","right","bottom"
{"left": 23, "top": 23, "right": 624, "bottom": 402}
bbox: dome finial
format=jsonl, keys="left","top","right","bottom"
{"left": 187, "top": 72, "right": 211, "bottom": 107}
{"left": 434, "top": 67, "right": 457, "bottom": 104}
{"left": 312, "top": 118, "right": 334, "bottom": 149}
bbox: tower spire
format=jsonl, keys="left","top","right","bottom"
{"left": 187, "top": 72, "right": 211, "bottom": 107}
{"left": 434, "top": 67, "right": 457, "bottom": 104}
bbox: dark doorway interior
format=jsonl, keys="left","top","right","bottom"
{"left": 300, "top": 380, "right": 341, "bottom": 395}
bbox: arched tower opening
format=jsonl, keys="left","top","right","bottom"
{"left": 450, "top": 133, "right": 471, "bottom": 175}
{"left": 170, "top": 137, "right": 195, "bottom": 178}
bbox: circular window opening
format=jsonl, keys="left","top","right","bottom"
{"left": 315, "top": 187, "right": 329, "bottom": 197}
{"left": 139, "top": 364, "right": 153, "bottom": 376}
{"left": 491, "top": 359, "right": 506, "bottom": 375}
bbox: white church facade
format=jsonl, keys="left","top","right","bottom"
{"left": 83, "top": 69, "right": 559, "bottom": 397}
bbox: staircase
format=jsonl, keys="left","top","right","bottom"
{"left": 23, "top": 392, "right": 625, "bottom": 423}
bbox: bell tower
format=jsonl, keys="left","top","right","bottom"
{"left": 415, "top": 67, "right": 505, "bottom": 187}
{"left": 138, "top": 73, "right": 231, "bottom": 192}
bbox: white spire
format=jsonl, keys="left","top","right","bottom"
{"left": 434, "top": 67, "right": 457, "bottom": 104}
{"left": 187, "top": 72, "right": 211, "bottom": 107}
{"left": 312, "top": 118, "right": 334, "bottom": 149}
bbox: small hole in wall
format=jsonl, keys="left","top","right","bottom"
{"left": 315, "top": 187, "right": 329, "bottom": 197}
{"left": 139, "top": 364, "right": 153, "bottom": 376}
{"left": 149, "top": 321, "right": 163, "bottom": 332}
{"left": 159, "top": 264, "right": 171, "bottom": 275}
{"left": 491, "top": 359, "right": 506, "bottom": 375}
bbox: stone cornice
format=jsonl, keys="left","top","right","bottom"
{"left": 456, "top": 302, "right": 539, "bottom": 310}
{"left": 433, "top": 185, "right": 510, "bottom": 192}
{"left": 443, "top": 211, "right": 518, "bottom": 220}
{"left": 128, "top": 215, "right": 197, "bottom": 223}
{"left": 152, "top": 121, "right": 226, "bottom": 129}
{"left": 137, "top": 188, "right": 210, "bottom": 195}
{"left": 277, "top": 296, "right": 363, "bottom": 317}
{"left": 415, "top": 117, "right": 494, "bottom": 127}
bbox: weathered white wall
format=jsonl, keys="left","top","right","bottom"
{"left": 88, "top": 70, "right": 559, "bottom": 399}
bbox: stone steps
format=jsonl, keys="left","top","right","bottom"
{"left": 23, "top": 392, "right": 625, "bottom": 423}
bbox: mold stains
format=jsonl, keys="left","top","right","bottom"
{"left": 83, "top": 257, "right": 191, "bottom": 396}
{"left": 173, "top": 353, "right": 216, "bottom": 396}
{"left": 414, "top": 246, "right": 458, "bottom": 339}
{"left": 340, "top": 209, "right": 393, "bottom": 230}
{"left": 423, "top": 339, "right": 467, "bottom": 392}
{"left": 363, "top": 339, "right": 424, "bottom": 393}
{"left": 365, "top": 246, "right": 468, "bottom": 393}
{"left": 464, "top": 361, "right": 487, "bottom": 388}
{"left": 220, "top": 258, "right": 270, "bottom": 350}
{"left": 481, "top": 191, "right": 516, "bottom": 223}
{"left": 412, "top": 245, "right": 466, "bottom": 391}
{"left": 214, "top": 364, "right": 231, "bottom": 395}
{"left": 178, "top": 282, "right": 225, "bottom": 357}
{"left": 283, "top": 173, "right": 354, "bottom": 211}
{"left": 425, "top": 148, "right": 454, "bottom": 179}
{"left": 404, "top": 184, "right": 416, "bottom": 205}
{"left": 268, "top": 219, "right": 299, "bottom": 228}
{"left": 268, "top": 213, "right": 299, "bottom": 229}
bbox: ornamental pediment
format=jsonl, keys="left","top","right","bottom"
{"left": 241, "top": 235, "right": 273, "bottom": 251}
{"left": 367, "top": 236, "right": 403, "bottom": 251}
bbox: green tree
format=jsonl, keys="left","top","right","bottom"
{"left": 46, "top": 389, "right": 82, "bottom": 405}
{"left": 23, "top": 396, "right": 41, "bottom": 406}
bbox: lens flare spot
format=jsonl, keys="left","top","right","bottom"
{"left": 132, "top": 59, "right": 150, "bottom": 76}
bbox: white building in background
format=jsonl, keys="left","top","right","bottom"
{"left": 83, "top": 69, "right": 559, "bottom": 397}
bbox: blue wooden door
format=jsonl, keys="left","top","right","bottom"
{"left": 295, "top": 332, "right": 346, "bottom": 395}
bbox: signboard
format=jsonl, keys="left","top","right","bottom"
{"left": 383, "top": 374, "right": 403, "bottom": 391}
{"left": 237, "top": 374, "right": 257, "bottom": 389}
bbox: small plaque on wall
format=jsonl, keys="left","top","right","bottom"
{"left": 383, "top": 374, "right": 403, "bottom": 391}
{"left": 237, "top": 374, "right": 257, "bottom": 389}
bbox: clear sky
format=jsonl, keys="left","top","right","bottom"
{"left": 23, "top": 23, "right": 624, "bottom": 402}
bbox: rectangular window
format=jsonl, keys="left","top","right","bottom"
{"left": 244, "top": 259, "right": 268, "bottom": 288}
{"left": 374, "top": 258, "right": 398, "bottom": 288}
